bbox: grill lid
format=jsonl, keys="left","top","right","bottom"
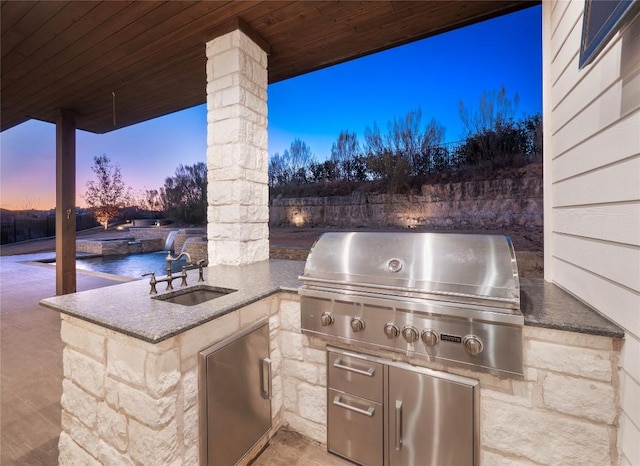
{"left": 300, "top": 232, "right": 520, "bottom": 309}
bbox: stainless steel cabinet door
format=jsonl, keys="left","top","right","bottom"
{"left": 200, "top": 321, "right": 271, "bottom": 466}
{"left": 388, "top": 366, "right": 475, "bottom": 466}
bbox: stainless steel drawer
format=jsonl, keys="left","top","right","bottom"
{"left": 328, "top": 388, "right": 383, "bottom": 466}
{"left": 328, "top": 350, "right": 383, "bottom": 403}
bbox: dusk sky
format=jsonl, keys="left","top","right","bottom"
{"left": 0, "top": 5, "right": 541, "bottom": 211}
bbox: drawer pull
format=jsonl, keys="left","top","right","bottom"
{"left": 333, "top": 359, "right": 375, "bottom": 377}
{"left": 333, "top": 395, "right": 375, "bottom": 417}
{"left": 395, "top": 400, "right": 403, "bottom": 451}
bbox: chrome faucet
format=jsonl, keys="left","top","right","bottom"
{"left": 165, "top": 252, "right": 192, "bottom": 278}
{"left": 143, "top": 253, "right": 207, "bottom": 295}
{"left": 142, "top": 272, "right": 158, "bottom": 295}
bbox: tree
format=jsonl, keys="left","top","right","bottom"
{"left": 268, "top": 139, "right": 315, "bottom": 187}
{"left": 20, "top": 196, "right": 41, "bottom": 212}
{"left": 287, "top": 138, "right": 315, "bottom": 183}
{"left": 84, "top": 154, "right": 133, "bottom": 229}
{"left": 458, "top": 85, "right": 520, "bottom": 137}
{"left": 268, "top": 152, "right": 290, "bottom": 187}
{"left": 309, "top": 159, "right": 339, "bottom": 183}
{"left": 363, "top": 109, "right": 446, "bottom": 192}
{"left": 386, "top": 108, "right": 446, "bottom": 177}
{"left": 364, "top": 122, "right": 410, "bottom": 193}
{"left": 418, "top": 118, "right": 446, "bottom": 175}
{"left": 388, "top": 109, "right": 422, "bottom": 177}
{"left": 139, "top": 189, "right": 165, "bottom": 213}
{"left": 162, "top": 162, "right": 207, "bottom": 224}
{"left": 330, "top": 131, "right": 362, "bottom": 181}
{"left": 456, "top": 86, "right": 541, "bottom": 167}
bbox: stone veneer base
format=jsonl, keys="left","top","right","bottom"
{"left": 58, "top": 292, "right": 622, "bottom": 466}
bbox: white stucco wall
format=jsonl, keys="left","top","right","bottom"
{"left": 543, "top": 2, "right": 640, "bottom": 464}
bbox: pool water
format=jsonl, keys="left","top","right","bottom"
{"left": 76, "top": 251, "right": 188, "bottom": 279}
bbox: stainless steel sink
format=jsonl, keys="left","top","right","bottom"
{"left": 152, "top": 285, "right": 237, "bottom": 306}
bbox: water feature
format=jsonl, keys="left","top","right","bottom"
{"left": 163, "top": 230, "right": 179, "bottom": 252}
{"left": 180, "top": 237, "right": 202, "bottom": 253}
{"left": 75, "top": 251, "right": 188, "bottom": 279}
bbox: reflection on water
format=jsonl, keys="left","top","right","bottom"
{"left": 75, "top": 251, "right": 187, "bottom": 279}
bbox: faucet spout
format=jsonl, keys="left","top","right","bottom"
{"left": 165, "top": 252, "right": 192, "bottom": 277}
{"left": 176, "top": 252, "right": 192, "bottom": 263}
{"left": 155, "top": 252, "right": 195, "bottom": 291}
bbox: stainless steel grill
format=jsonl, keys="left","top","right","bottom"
{"left": 299, "top": 231, "right": 524, "bottom": 378}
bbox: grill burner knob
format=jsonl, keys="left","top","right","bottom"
{"left": 350, "top": 317, "right": 365, "bottom": 333}
{"left": 402, "top": 326, "right": 419, "bottom": 343}
{"left": 383, "top": 323, "right": 399, "bottom": 339}
{"left": 421, "top": 329, "right": 439, "bottom": 347}
{"left": 463, "top": 335, "right": 484, "bottom": 356}
{"left": 320, "top": 312, "right": 334, "bottom": 327}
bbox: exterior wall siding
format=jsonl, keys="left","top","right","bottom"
{"left": 544, "top": 1, "right": 640, "bottom": 464}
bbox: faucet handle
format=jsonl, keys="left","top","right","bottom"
{"left": 180, "top": 266, "right": 188, "bottom": 288}
{"left": 197, "top": 259, "right": 207, "bottom": 282}
{"left": 142, "top": 272, "right": 157, "bottom": 295}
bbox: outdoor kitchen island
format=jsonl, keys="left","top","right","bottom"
{"left": 41, "top": 258, "right": 624, "bottom": 466}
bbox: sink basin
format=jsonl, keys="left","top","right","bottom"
{"left": 152, "top": 285, "right": 237, "bottom": 306}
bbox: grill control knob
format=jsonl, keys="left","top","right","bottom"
{"left": 320, "top": 312, "right": 334, "bottom": 327}
{"left": 463, "top": 335, "right": 484, "bottom": 356}
{"left": 421, "top": 329, "right": 439, "bottom": 347}
{"left": 402, "top": 326, "right": 419, "bottom": 343}
{"left": 350, "top": 317, "right": 365, "bottom": 333}
{"left": 383, "top": 323, "right": 399, "bottom": 339}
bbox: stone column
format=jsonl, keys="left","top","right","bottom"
{"left": 206, "top": 28, "right": 269, "bottom": 266}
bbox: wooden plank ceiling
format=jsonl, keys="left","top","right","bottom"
{"left": 1, "top": 1, "right": 537, "bottom": 134}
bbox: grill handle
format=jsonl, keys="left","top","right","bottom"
{"left": 333, "top": 358, "right": 375, "bottom": 377}
{"left": 299, "top": 275, "right": 520, "bottom": 308}
{"left": 332, "top": 395, "right": 375, "bottom": 417}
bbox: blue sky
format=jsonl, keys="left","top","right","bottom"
{"left": 0, "top": 5, "right": 541, "bottom": 210}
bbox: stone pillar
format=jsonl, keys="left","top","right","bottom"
{"left": 206, "top": 28, "right": 269, "bottom": 266}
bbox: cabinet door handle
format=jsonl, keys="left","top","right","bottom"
{"left": 395, "top": 400, "right": 403, "bottom": 451}
{"left": 333, "top": 359, "right": 375, "bottom": 377}
{"left": 332, "top": 395, "right": 375, "bottom": 417}
{"left": 261, "top": 358, "right": 272, "bottom": 400}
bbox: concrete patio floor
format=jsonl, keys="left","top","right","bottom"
{"left": 0, "top": 251, "right": 128, "bottom": 465}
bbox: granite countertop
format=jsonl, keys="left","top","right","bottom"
{"left": 520, "top": 277, "right": 623, "bottom": 338}
{"left": 40, "top": 259, "right": 306, "bottom": 344}
{"left": 40, "top": 260, "right": 624, "bottom": 344}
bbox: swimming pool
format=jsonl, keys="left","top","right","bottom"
{"left": 75, "top": 251, "right": 188, "bottom": 279}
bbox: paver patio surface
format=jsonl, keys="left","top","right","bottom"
{"left": 0, "top": 251, "right": 126, "bottom": 465}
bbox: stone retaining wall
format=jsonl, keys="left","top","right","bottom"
{"left": 128, "top": 228, "right": 174, "bottom": 243}
{"left": 270, "top": 167, "right": 542, "bottom": 229}
{"left": 183, "top": 240, "right": 208, "bottom": 265}
{"left": 76, "top": 238, "right": 163, "bottom": 256}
